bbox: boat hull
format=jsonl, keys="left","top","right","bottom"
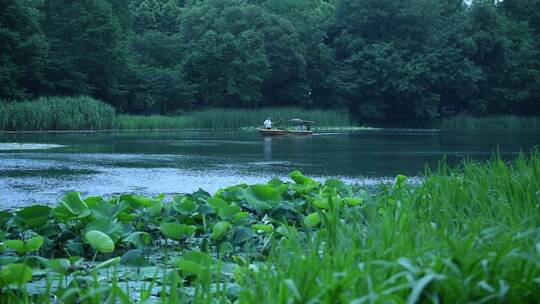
{"left": 258, "top": 129, "right": 313, "bottom": 136}
{"left": 258, "top": 128, "right": 286, "bottom": 136}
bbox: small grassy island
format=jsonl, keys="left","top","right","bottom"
{"left": 0, "top": 153, "right": 539, "bottom": 303}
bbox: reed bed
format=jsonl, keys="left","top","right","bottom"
{"left": 185, "top": 107, "right": 352, "bottom": 129}
{"left": 440, "top": 114, "right": 540, "bottom": 129}
{"left": 116, "top": 114, "right": 190, "bottom": 130}
{"left": 0, "top": 96, "right": 116, "bottom": 131}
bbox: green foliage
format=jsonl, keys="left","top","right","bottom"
{"left": 186, "top": 107, "right": 351, "bottom": 129}
{"left": 116, "top": 107, "right": 351, "bottom": 130}
{"left": 3, "top": 0, "right": 540, "bottom": 126}
{"left": 4, "top": 236, "right": 43, "bottom": 255}
{"left": 441, "top": 114, "right": 540, "bottom": 129}
{"left": 116, "top": 114, "right": 189, "bottom": 129}
{"left": 42, "top": 0, "right": 127, "bottom": 103}
{"left": 85, "top": 230, "right": 115, "bottom": 254}
{"left": 0, "top": 263, "right": 32, "bottom": 286}
{"left": 0, "top": 154, "right": 540, "bottom": 301}
{"left": 0, "top": 96, "right": 116, "bottom": 131}
{"left": 0, "top": 0, "right": 49, "bottom": 100}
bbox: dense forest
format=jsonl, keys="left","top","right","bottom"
{"left": 1, "top": 0, "right": 539, "bottom": 122}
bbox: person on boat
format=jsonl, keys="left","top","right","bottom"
{"left": 264, "top": 117, "right": 272, "bottom": 129}
{"left": 297, "top": 120, "right": 305, "bottom": 131}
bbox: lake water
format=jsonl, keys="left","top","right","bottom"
{"left": 1, "top": 129, "right": 539, "bottom": 207}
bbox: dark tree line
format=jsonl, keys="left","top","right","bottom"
{"left": 1, "top": 0, "right": 539, "bottom": 121}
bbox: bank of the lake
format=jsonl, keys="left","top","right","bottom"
{"left": 1, "top": 96, "right": 355, "bottom": 131}
{"left": 4, "top": 96, "right": 540, "bottom": 132}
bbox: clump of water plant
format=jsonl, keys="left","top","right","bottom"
{"left": 0, "top": 153, "right": 539, "bottom": 303}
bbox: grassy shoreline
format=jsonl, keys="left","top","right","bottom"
{"left": 0, "top": 153, "right": 539, "bottom": 302}
{"left": 440, "top": 114, "right": 540, "bottom": 129}
{"left": 3, "top": 97, "right": 540, "bottom": 131}
{"left": 1, "top": 97, "right": 357, "bottom": 131}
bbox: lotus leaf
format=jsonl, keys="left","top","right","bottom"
{"left": 160, "top": 223, "right": 193, "bottom": 240}
{"left": 289, "top": 170, "right": 317, "bottom": 185}
{"left": 85, "top": 230, "right": 115, "bottom": 253}
{"left": 393, "top": 174, "right": 408, "bottom": 188}
{"left": 182, "top": 251, "right": 214, "bottom": 266}
{"left": 241, "top": 184, "right": 281, "bottom": 211}
{"left": 123, "top": 231, "right": 153, "bottom": 249}
{"left": 233, "top": 226, "right": 253, "bottom": 244}
{"left": 211, "top": 221, "right": 232, "bottom": 240}
{"left": 84, "top": 220, "right": 123, "bottom": 242}
{"left": 231, "top": 211, "right": 250, "bottom": 224}
{"left": 120, "top": 249, "right": 148, "bottom": 267}
{"left": 0, "top": 211, "right": 11, "bottom": 229}
{"left": 4, "top": 235, "right": 43, "bottom": 254}
{"left": 175, "top": 251, "right": 214, "bottom": 284}
{"left": 312, "top": 198, "right": 330, "bottom": 209}
{"left": 174, "top": 196, "right": 197, "bottom": 214}
{"left": 219, "top": 205, "right": 241, "bottom": 219}
{"left": 117, "top": 211, "right": 135, "bottom": 223}
{"left": 47, "top": 258, "right": 70, "bottom": 275}
{"left": 62, "top": 192, "right": 90, "bottom": 216}
{"left": 207, "top": 197, "right": 228, "bottom": 209}
{"left": 324, "top": 178, "right": 348, "bottom": 192}
{"left": 4, "top": 240, "right": 25, "bottom": 255}
{"left": 344, "top": 197, "right": 363, "bottom": 206}
{"left": 120, "top": 194, "right": 154, "bottom": 208}
{"left": 304, "top": 212, "right": 321, "bottom": 227}
{"left": 26, "top": 235, "right": 44, "bottom": 252}
{"left": 16, "top": 205, "right": 51, "bottom": 228}
{"left": 88, "top": 199, "right": 128, "bottom": 221}
{"left": 252, "top": 224, "right": 274, "bottom": 233}
{"left": 0, "top": 263, "right": 32, "bottom": 286}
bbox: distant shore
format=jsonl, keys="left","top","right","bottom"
{"left": 2, "top": 97, "right": 540, "bottom": 132}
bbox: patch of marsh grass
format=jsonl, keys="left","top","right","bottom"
{"left": 0, "top": 96, "right": 116, "bottom": 131}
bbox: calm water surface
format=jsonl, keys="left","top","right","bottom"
{"left": 1, "top": 129, "right": 538, "bottom": 207}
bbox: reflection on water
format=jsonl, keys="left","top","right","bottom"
{"left": 264, "top": 137, "right": 272, "bottom": 161}
{"left": 0, "top": 129, "right": 538, "bottom": 207}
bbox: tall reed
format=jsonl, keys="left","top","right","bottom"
{"left": 116, "top": 107, "right": 353, "bottom": 130}
{"left": 186, "top": 107, "right": 352, "bottom": 129}
{"left": 116, "top": 114, "right": 190, "bottom": 129}
{"left": 237, "top": 152, "right": 540, "bottom": 303}
{"left": 0, "top": 96, "right": 116, "bottom": 131}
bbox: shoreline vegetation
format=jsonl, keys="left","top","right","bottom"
{"left": 0, "top": 153, "right": 538, "bottom": 302}
{"left": 1, "top": 96, "right": 357, "bottom": 132}
{"left": 2, "top": 97, "right": 540, "bottom": 132}
{"left": 439, "top": 114, "right": 540, "bottom": 129}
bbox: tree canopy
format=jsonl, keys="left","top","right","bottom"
{"left": 1, "top": 0, "right": 539, "bottom": 121}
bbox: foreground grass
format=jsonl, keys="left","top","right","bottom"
{"left": 0, "top": 96, "right": 116, "bottom": 131}
{"left": 0, "top": 154, "right": 539, "bottom": 303}
{"left": 440, "top": 114, "right": 540, "bottom": 129}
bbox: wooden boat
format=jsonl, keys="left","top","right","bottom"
{"left": 258, "top": 128, "right": 286, "bottom": 136}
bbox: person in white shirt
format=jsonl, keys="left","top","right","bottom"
{"left": 263, "top": 117, "right": 272, "bottom": 129}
